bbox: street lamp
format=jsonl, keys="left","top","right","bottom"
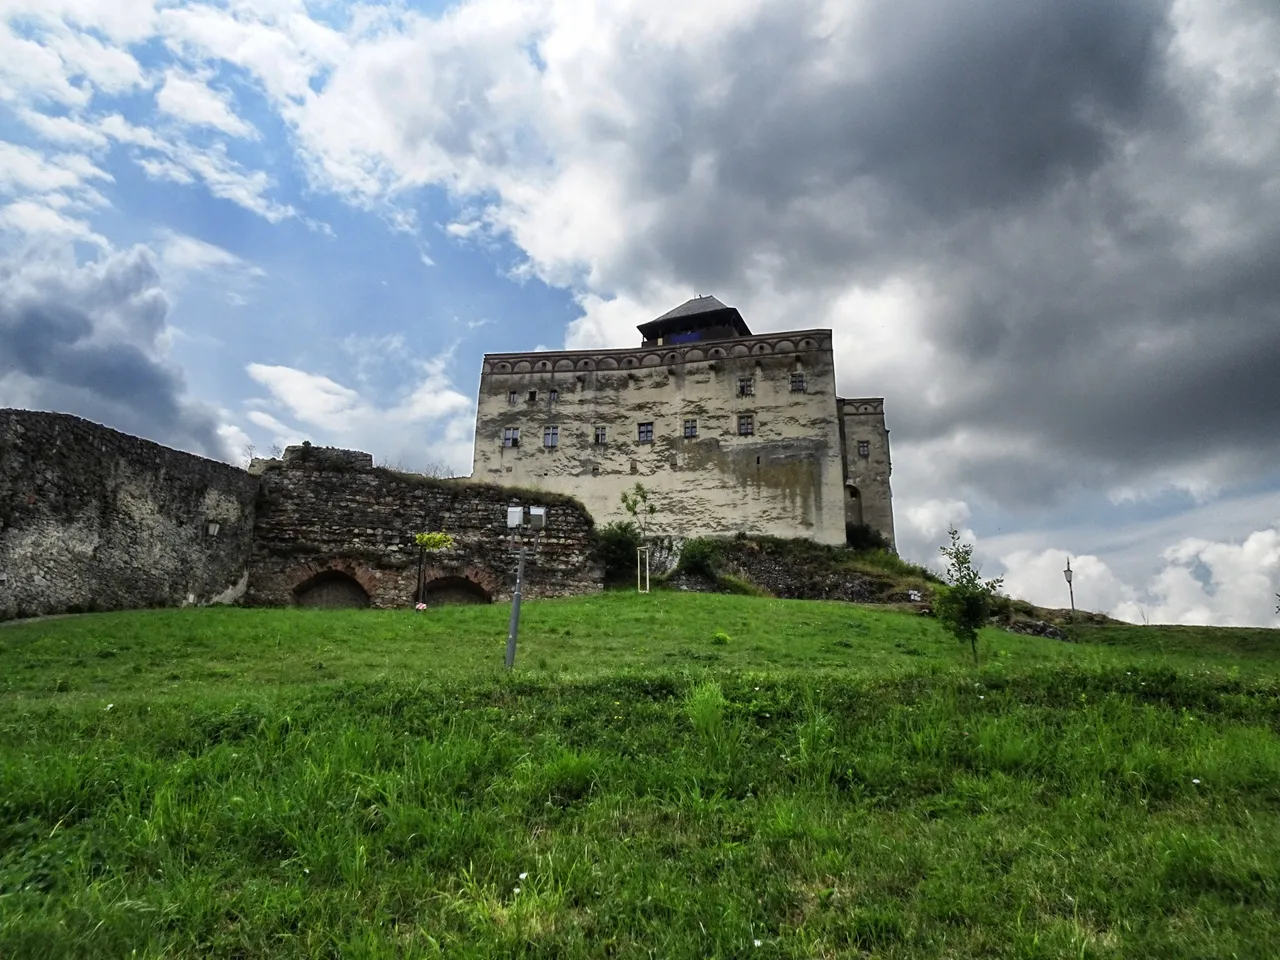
{"left": 1063, "top": 557, "right": 1076, "bottom": 625}
{"left": 505, "top": 505, "right": 546, "bottom": 670}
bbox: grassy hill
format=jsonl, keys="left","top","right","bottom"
{"left": 2, "top": 593, "right": 1279, "bottom": 958}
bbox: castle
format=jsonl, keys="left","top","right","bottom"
{"left": 472, "top": 296, "right": 895, "bottom": 547}
{"left": 0, "top": 298, "right": 896, "bottom": 621}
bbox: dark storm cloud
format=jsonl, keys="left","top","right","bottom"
{"left": 0, "top": 246, "right": 231, "bottom": 459}
{"left": 588, "top": 0, "right": 1280, "bottom": 508}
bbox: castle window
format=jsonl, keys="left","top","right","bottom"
{"left": 737, "top": 377, "right": 754, "bottom": 397}
{"left": 790, "top": 372, "right": 806, "bottom": 393}
{"left": 638, "top": 422, "right": 654, "bottom": 443}
{"left": 594, "top": 426, "right": 607, "bottom": 445}
{"left": 507, "top": 391, "right": 517, "bottom": 404}
{"left": 683, "top": 419, "right": 697, "bottom": 438}
{"left": 738, "top": 414, "right": 754, "bottom": 436}
{"left": 544, "top": 426, "right": 559, "bottom": 448}
{"left": 858, "top": 440, "right": 870, "bottom": 457}
{"left": 592, "top": 464, "right": 600, "bottom": 475}
{"left": 527, "top": 390, "right": 537, "bottom": 402}
{"left": 549, "top": 388, "right": 559, "bottom": 402}
{"left": 502, "top": 428, "right": 520, "bottom": 448}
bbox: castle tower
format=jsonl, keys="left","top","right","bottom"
{"left": 837, "top": 398, "right": 895, "bottom": 549}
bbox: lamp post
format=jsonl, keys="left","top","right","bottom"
{"left": 505, "top": 505, "right": 546, "bottom": 670}
{"left": 1063, "top": 557, "right": 1076, "bottom": 625}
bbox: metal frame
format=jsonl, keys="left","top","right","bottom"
{"left": 636, "top": 545, "right": 651, "bottom": 594}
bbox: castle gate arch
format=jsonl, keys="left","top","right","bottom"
{"left": 294, "top": 570, "right": 370, "bottom": 608}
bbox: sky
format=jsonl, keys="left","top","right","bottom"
{"left": 1, "top": 0, "right": 1278, "bottom": 627}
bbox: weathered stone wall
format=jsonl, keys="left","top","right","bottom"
{"left": 716, "top": 538, "right": 882, "bottom": 603}
{"left": 839, "top": 399, "right": 896, "bottom": 549}
{"left": 0, "top": 410, "right": 258, "bottom": 620}
{"left": 247, "top": 457, "right": 601, "bottom": 608}
{"left": 472, "top": 330, "right": 851, "bottom": 544}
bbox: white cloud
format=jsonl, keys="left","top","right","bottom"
{"left": 0, "top": 141, "right": 110, "bottom": 196}
{"left": 997, "top": 526, "right": 1280, "bottom": 629}
{"left": 157, "top": 229, "right": 265, "bottom": 278}
{"left": 156, "top": 69, "right": 258, "bottom": 138}
{"left": 0, "top": 199, "right": 107, "bottom": 246}
{"left": 14, "top": 107, "right": 108, "bottom": 147}
{"left": 244, "top": 348, "right": 475, "bottom": 474}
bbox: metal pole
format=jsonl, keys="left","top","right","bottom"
{"left": 505, "top": 541, "right": 526, "bottom": 670}
{"left": 1068, "top": 579, "right": 1076, "bottom": 624}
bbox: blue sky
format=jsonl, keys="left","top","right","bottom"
{"left": 1, "top": 0, "right": 1279, "bottom": 625}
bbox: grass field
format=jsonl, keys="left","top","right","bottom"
{"left": 2, "top": 592, "right": 1279, "bottom": 958}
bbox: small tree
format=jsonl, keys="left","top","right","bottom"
{"left": 620, "top": 482, "right": 657, "bottom": 537}
{"left": 413, "top": 531, "right": 456, "bottom": 606}
{"left": 620, "top": 483, "right": 658, "bottom": 592}
{"left": 935, "top": 526, "right": 1004, "bottom": 667}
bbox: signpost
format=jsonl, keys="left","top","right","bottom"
{"left": 505, "top": 505, "right": 545, "bottom": 670}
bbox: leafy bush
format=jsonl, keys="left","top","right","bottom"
{"left": 711, "top": 631, "right": 731, "bottom": 646}
{"left": 845, "top": 522, "right": 891, "bottom": 551}
{"left": 678, "top": 537, "right": 723, "bottom": 577}
{"left": 596, "top": 521, "right": 642, "bottom": 584}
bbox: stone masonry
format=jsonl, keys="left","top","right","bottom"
{"left": 246, "top": 447, "right": 601, "bottom": 608}
{"left": 1, "top": 412, "right": 603, "bottom": 620}
{"left": 0, "top": 409, "right": 259, "bottom": 620}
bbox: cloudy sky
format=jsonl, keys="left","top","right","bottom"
{"left": 2, "top": 0, "right": 1278, "bottom": 626}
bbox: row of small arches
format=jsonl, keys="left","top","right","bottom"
{"left": 293, "top": 570, "right": 492, "bottom": 608}
{"left": 487, "top": 338, "right": 823, "bottom": 375}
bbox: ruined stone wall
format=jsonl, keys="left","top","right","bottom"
{"left": 839, "top": 399, "right": 896, "bottom": 549}
{"left": 472, "top": 330, "right": 849, "bottom": 544}
{"left": 0, "top": 410, "right": 258, "bottom": 620}
{"left": 247, "top": 457, "right": 601, "bottom": 608}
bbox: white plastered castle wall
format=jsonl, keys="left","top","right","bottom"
{"left": 472, "top": 331, "right": 854, "bottom": 544}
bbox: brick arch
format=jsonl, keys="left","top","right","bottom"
{"left": 417, "top": 562, "right": 503, "bottom": 602}
{"left": 420, "top": 575, "right": 492, "bottom": 605}
{"left": 293, "top": 566, "right": 372, "bottom": 608}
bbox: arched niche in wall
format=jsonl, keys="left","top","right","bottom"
{"left": 294, "top": 570, "right": 370, "bottom": 609}
{"left": 418, "top": 575, "right": 492, "bottom": 606}
{"left": 844, "top": 484, "right": 864, "bottom": 529}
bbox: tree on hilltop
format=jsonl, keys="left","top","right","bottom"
{"left": 935, "top": 526, "right": 1004, "bottom": 668}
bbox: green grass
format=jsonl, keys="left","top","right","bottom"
{"left": 2, "top": 593, "right": 1279, "bottom": 958}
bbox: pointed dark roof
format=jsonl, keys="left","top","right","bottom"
{"left": 637, "top": 295, "right": 751, "bottom": 342}
{"left": 653, "top": 295, "right": 732, "bottom": 322}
